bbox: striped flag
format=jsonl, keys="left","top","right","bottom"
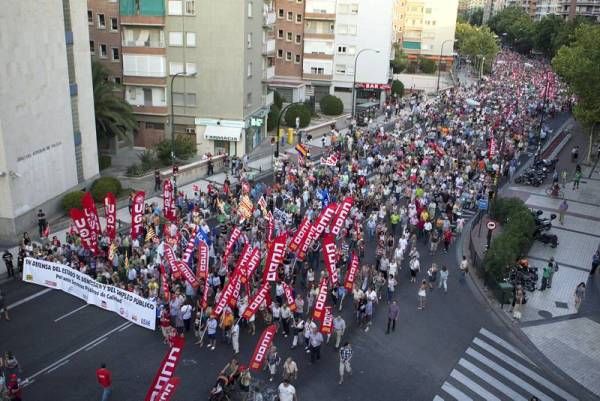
{"left": 145, "top": 227, "right": 156, "bottom": 243}
{"left": 295, "top": 143, "right": 309, "bottom": 158}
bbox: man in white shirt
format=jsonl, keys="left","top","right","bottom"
{"left": 278, "top": 379, "right": 297, "bottom": 401}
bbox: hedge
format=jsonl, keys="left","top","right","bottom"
{"left": 284, "top": 104, "right": 311, "bottom": 128}
{"left": 99, "top": 155, "right": 112, "bottom": 170}
{"left": 419, "top": 57, "right": 437, "bottom": 74}
{"left": 61, "top": 191, "right": 85, "bottom": 212}
{"left": 267, "top": 104, "right": 280, "bottom": 132}
{"left": 484, "top": 197, "right": 536, "bottom": 284}
{"left": 391, "top": 80, "right": 404, "bottom": 97}
{"left": 90, "top": 176, "right": 122, "bottom": 202}
{"left": 319, "top": 95, "right": 344, "bottom": 116}
{"left": 155, "top": 136, "right": 196, "bottom": 165}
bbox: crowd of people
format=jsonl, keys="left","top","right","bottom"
{"left": 1, "top": 50, "right": 572, "bottom": 401}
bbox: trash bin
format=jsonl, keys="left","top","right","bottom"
{"left": 287, "top": 128, "right": 294, "bottom": 145}
{"left": 497, "top": 282, "right": 513, "bottom": 309}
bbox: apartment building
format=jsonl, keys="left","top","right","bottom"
{"left": 0, "top": 0, "right": 98, "bottom": 240}
{"left": 88, "top": 0, "right": 123, "bottom": 85}
{"left": 271, "top": 0, "right": 307, "bottom": 103}
{"left": 505, "top": 0, "right": 538, "bottom": 16}
{"left": 398, "top": 0, "right": 459, "bottom": 68}
{"left": 483, "top": 0, "right": 507, "bottom": 22}
{"left": 535, "top": 0, "right": 559, "bottom": 18}
{"left": 459, "top": 0, "right": 486, "bottom": 12}
{"left": 332, "top": 0, "right": 395, "bottom": 108}
{"left": 551, "top": 0, "right": 600, "bottom": 21}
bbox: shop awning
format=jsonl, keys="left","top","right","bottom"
{"left": 204, "top": 126, "right": 242, "bottom": 142}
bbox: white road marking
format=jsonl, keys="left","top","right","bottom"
{"left": 7, "top": 289, "right": 52, "bottom": 310}
{"left": 54, "top": 304, "right": 88, "bottom": 322}
{"left": 433, "top": 396, "right": 445, "bottom": 401}
{"left": 458, "top": 358, "right": 527, "bottom": 401}
{"left": 478, "top": 328, "right": 534, "bottom": 364}
{"left": 45, "top": 359, "right": 70, "bottom": 374}
{"left": 84, "top": 337, "right": 108, "bottom": 351}
{"left": 118, "top": 322, "right": 133, "bottom": 332}
{"left": 450, "top": 369, "right": 501, "bottom": 401}
{"left": 441, "top": 382, "right": 473, "bottom": 401}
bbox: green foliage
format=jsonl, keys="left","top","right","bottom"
{"left": 390, "top": 44, "right": 408, "bottom": 73}
{"left": 90, "top": 177, "right": 122, "bottom": 202}
{"left": 456, "top": 22, "right": 500, "bottom": 72}
{"left": 284, "top": 104, "right": 311, "bottom": 128}
{"left": 138, "top": 149, "right": 160, "bottom": 171}
{"left": 407, "top": 63, "right": 417, "bottom": 74}
{"left": 553, "top": 24, "right": 600, "bottom": 128}
{"left": 419, "top": 57, "right": 437, "bottom": 74}
{"left": 267, "top": 104, "right": 280, "bottom": 131}
{"left": 61, "top": 191, "right": 85, "bottom": 212}
{"left": 484, "top": 197, "right": 536, "bottom": 283}
{"left": 273, "top": 90, "right": 284, "bottom": 109}
{"left": 98, "top": 155, "right": 112, "bottom": 170}
{"left": 487, "top": 6, "right": 534, "bottom": 54}
{"left": 92, "top": 61, "right": 136, "bottom": 142}
{"left": 469, "top": 8, "right": 483, "bottom": 26}
{"left": 533, "top": 14, "right": 566, "bottom": 58}
{"left": 319, "top": 95, "right": 344, "bottom": 115}
{"left": 154, "top": 135, "right": 197, "bottom": 165}
{"left": 391, "top": 80, "right": 404, "bottom": 97}
{"left": 126, "top": 164, "right": 145, "bottom": 177}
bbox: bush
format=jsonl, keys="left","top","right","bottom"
{"left": 126, "top": 163, "right": 145, "bottom": 177}
{"left": 391, "top": 80, "right": 404, "bottom": 97}
{"left": 419, "top": 57, "right": 437, "bottom": 74}
{"left": 274, "top": 91, "right": 284, "bottom": 109}
{"left": 284, "top": 104, "right": 311, "bottom": 128}
{"left": 267, "top": 104, "right": 280, "bottom": 132}
{"left": 137, "top": 149, "right": 159, "bottom": 171}
{"left": 98, "top": 155, "right": 112, "bottom": 170}
{"left": 154, "top": 136, "right": 196, "bottom": 165}
{"left": 319, "top": 95, "right": 344, "bottom": 116}
{"left": 90, "top": 176, "right": 122, "bottom": 202}
{"left": 61, "top": 191, "right": 85, "bottom": 212}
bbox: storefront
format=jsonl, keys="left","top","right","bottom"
{"left": 195, "top": 118, "right": 244, "bottom": 157}
{"left": 355, "top": 82, "right": 391, "bottom": 107}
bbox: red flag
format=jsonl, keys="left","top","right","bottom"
{"left": 320, "top": 306, "right": 333, "bottom": 335}
{"left": 160, "top": 264, "right": 170, "bottom": 302}
{"left": 196, "top": 240, "right": 209, "bottom": 280}
{"left": 181, "top": 229, "right": 197, "bottom": 267}
{"left": 178, "top": 261, "right": 199, "bottom": 288}
{"left": 344, "top": 252, "right": 360, "bottom": 291}
{"left": 163, "top": 180, "right": 176, "bottom": 222}
{"left": 267, "top": 212, "right": 274, "bottom": 243}
{"left": 297, "top": 224, "right": 315, "bottom": 262}
{"left": 131, "top": 191, "right": 146, "bottom": 240}
{"left": 330, "top": 197, "right": 353, "bottom": 236}
{"left": 241, "top": 247, "right": 261, "bottom": 284}
{"left": 144, "top": 335, "right": 185, "bottom": 401}
{"left": 104, "top": 192, "right": 117, "bottom": 241}
{"left": 321, "top": 233, "right": 339, "bottom": 286}
{"left": 82, "top": 192, "right": 102, "bottom": 235}
{"left": 70, "top": 208, "right": 98, "bottom": 254}
{"left": 312, "top": 277, "right": 328, "bottom": 321}
{"left": 163, "top": 245, "right": 182, "bottom": 279}
{"left": 488, "top": 136, "right": 497, "bottom": 158}
{"left": 242, "top": 281, "right": 270, "bottom": 320}
{"left": 249, "top": 325, "right": 277, "bottom": 371}
{"left": 42, "top": 224, "right": 50, "bottom": 238}
{"left": 214, "top": 274, "right": 240, "bottom": 316}
{"left": 282, "top": 282, "right": 297, "bottom": 312}
{"left": 312, "top": 202, "right": 338, "bottom": 242}
{"left": 222, "top": 227, "right": 242, "bottom": 266}
{"left": 289, "top": 218, "right": 311, "bottom": 253}
{"left": 200, "top": 275, "right": 210, "bottom": 309}
{"left": 262, "top": 233, "right": 288, "bottom": 282}
{"left": 154, "top": 377, "right": 180, "bottom": 401}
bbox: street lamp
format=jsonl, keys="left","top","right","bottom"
{"left": 170, "top": 71, "right": 197, "bottom": 193}
{"left": 351, "top": 48, "right": 380, "bottom": 119}
{"left": 436, "top": 39, "right": 457, "bottom": 92}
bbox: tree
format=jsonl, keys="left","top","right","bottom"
{"left": 319, "top": 95, "right": 344, "bottom": 115}
{"left": 390, "top": 43, "right": 408, "bottom": 73}
{"left": 456, "top": 22, "right": 500, "bottom": 73}
{"left": 487, "top": 6, "right": 534, "bottom": 54}
{"left": 92, "top": 61, "right": 136, "bottom": 142}
{"left": 284, "top": 104, "right": 311, "bottom": 128}
{"left": 419, "top": 57, "right": 437, "bottom": 74}
{"left": 267, "top": 104, "right": 280, "bottom": 131}
{"left": 391, "top": 80, "right": 404, "bottom": 97}
{"left": 533, "top": 14, "right": 565, "bottom": 58}
{"left": 553, "top": 24, "right": 600, "bottom": 161}
{"left": 469, "top": 8, "right": 483, "bottom": 26}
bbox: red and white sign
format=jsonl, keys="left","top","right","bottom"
{"left": 214, "top": 274, "right": 239, "bottom": 316}
{"left": 163, "top": 180, "right": 176, "bottom": 222}
{"left": 297, "top": 224, "right": 315, "bottom": 262}
{"left": 196, "top": 240, "right": 209, "bottom": 280}
{"left": 320, "top": 154, "right": 339, "bottom": 167}
{"left": 488, "top": 136, "right": 497, "bottom": 158}
{"left": 154, "top": 377, "right": 180, "bottom": 401}
{"left": 322, "top": 234, "right": 339, "bottom": 286}
{"left": 320, "top": 306, "right": 333, "bottom": 335}
{"left": 289, "top": 218, "right": 311, "bottom": 253}
{"left": 267, "top": 212, "right": 274, "bottom": 243}
{"left": 262, "top": 233, "right": 288, "bottom": 282}
{"left": 312, "top": 277, "right": 329, "bottom": 321}
{"left": 249, "top": 324, "right": 277, "bottom": 371}
{"left": 70, "top": 208, "right": 98, "bottom": 254}
{"left": 178, "top": 261, "right": 199, "bottom": 288}
{"left": 241, "top": 247, "right": 261, "bottom": 284}
{"left": 104, "top": 192, "right": 117, "bottom": 241}
{"left": 344, "top": 252, "right": 359, "bottom": 291}
{"left": 312, "top": 203, "right": 338, "bottom": 240}
{"left": 243, "top": 281, "right": 271, "bottom": 320}
{"left": 131, "top": 191, "right": 146, "bottom": 240}
{"left": 330, "top": 197, "right": 354, "bottom": 236}
{"left": 181, "top": 230, "right": 197, "bottom": 267}
{"left": 282, "top": 282, "right": 297, "bottom": 312}
{"left": 222, "top": 227, "right": 242, "bottom": 266}
{"left": 356, "top": 82, "right": 391, "bottom": 90}
{"left": 160, "top": 264, "right": 170, "bottom": 302}
{"left": 163, "top": 245, "right": 181, "bottom": 279}
{"left": 144, "top": 335, "right": 185, "bottom": 401}
{"left": 82, "top": 192, "right": 102, "bottom": 235}
{"left": 200, "top": 275, "right": 210, "bottom": 309}
{"left": 233, "top": 244, "right": 251, "bottom": 278}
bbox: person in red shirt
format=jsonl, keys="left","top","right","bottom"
{"left": 7, "top": 374, "right": 22, "bottom": 401}
{"left": 96, "top": 363, "right": 112, "bottom": 401}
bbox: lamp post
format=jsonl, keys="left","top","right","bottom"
{"left": 170, "top": 71, "right": 197, "bottom": 193}
{"left": 436, "top": 39, "right": 456, "bottom": 92}
{"left": 351, "top": 48, "right": 380, "bottom": 119}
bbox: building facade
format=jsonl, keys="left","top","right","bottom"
{"left": 88, "top": 0, "right": 123, "bottom": 85}
{"left": 0, "top": 0, "right": 99, "bottom": 240}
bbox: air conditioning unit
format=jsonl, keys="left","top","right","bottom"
{"left": 185, "top": 127, "right": 196, "bottom": 134}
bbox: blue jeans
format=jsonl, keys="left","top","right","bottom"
{"left": 101, "top": 387, "right": 112, "bottom": 401}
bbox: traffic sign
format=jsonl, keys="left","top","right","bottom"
{"left": 487, "top": 221, "right": 497, "bottom": 230}
{"left": 478, "top": 199, "right": 489, "bottom": 210}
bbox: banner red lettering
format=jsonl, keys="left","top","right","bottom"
{"left": 242, "top": 281, "right": 270, "bottom": 320}
{"left": 296, "top": 224, "right": 315, "bottom": 262}
{"left": 330, "top": 197, "right": 353, "bottom": 236}
{"left": 103, "top": 192, "right": 117, "bottom": 241}
{"left": 241, "top": 247, "right": 261, "bottom": 284}
{"left": 82, "top": 192, "right": 102, "bottom": 235}
{"left": 321, "top": 233, "right": 339, "bottom": 286}
{"left": 196, "top": 241, "right": 209, "bottom": 280}
{"left": 312, "top": 277, "right": 328, "bottom": 321}
{"left": 155, "top": 377, "right": 180, "bottom": 401}
{"left": 282, "top": 282, "right": 297, "bottom": 312}
{"left": 222, "top": 227, "right": 242, "bottom": 266}
{"left": 214, "top": 273, "right": 239, "bottom": 316}
{"left": 262, "top": 233, "right": 287, "bottom": 282}
{"left": 320, "top": 306, "right": 333, "bottom": 334}
{"left": 131, "top": 191, "right": 146, "bottom": 240}
{"left": 344, "top": 252, "right": 360, "bottom": 291}
{"left": 163, "top": 180, "right": 176, "bottom": 222}
{"left": 289, "top": 218, "right": 310, "bottom": 253}
{"left": 160, "top": 264, "right": 170, "bottom": 302}
{"left": 70, "top": 208, "right": 98, "bottom": 254}
{"left": 144, "top": 336, "right": 185, "bottom": 401}
{"left": 249, "top": 325, "right": 277, "bottom": 371}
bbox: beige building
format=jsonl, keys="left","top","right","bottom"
{"left": 536, "top": 0, "right": 600, "bottom": 20}
{"left": 88, "top": 0, "right": 123, "bottom": 85}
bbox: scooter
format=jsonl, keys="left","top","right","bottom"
{"left": 534, "top": 227, "right": 558, "bottom": 248}
{"left": 531, "top": 210, "right": 556, "bottom": 231}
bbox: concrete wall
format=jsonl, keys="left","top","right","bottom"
{"left": 395, "top": 72, "right": 453, "bottom": 93}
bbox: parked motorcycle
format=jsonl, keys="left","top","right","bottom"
{"left": 534, "top": 227, "right": 558, "bottom": 248}
{"left": 531, "top": 209, "right": 556, "bottom": 231}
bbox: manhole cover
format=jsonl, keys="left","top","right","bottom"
{"left": 538, "top": 310, "right": 553, "bottom": 319}
{"left": 555, "top": 301, "right": 569, "bottom": 309}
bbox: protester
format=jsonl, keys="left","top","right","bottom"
{"left": 338, "top": 342, "right": 353, "bottom": 385}
{"left": 386, "top": 300, "right": 399, "bottom": 334}
{"left": 96, "top": 363, "right": 112, "bottom": 401}
{"left": 277, "top": 378, "right": 297, "bottom": 401}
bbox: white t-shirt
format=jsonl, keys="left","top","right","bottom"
{"left": 278, "top": 383, "right": 296, "bottom": 401}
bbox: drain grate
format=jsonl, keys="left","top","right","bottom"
{"left": 555, "top": 301, "right": 569, "bottom": 309}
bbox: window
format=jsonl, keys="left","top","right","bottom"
{"left": 89, "top": 41, "right": 95, "bottom": 54}
{"left": 114, "top": 77, "right": 121, "bottom": 85}
{"left": 296, "top": 14, "right": 302, "bottom": 23}
{"left": 287, "top": 11, "right": 293, "bottom": 21}
{"left": 110, "top": 17, "right": 118, "bottom": 31}
{"left": 348, "top": 24, "right": 357, "bottom": 35}
{"left": 169, "top": 62, "right": 184, "bottom": 75}
{"left": 128, "top": 87, "right": 137, "bottom": 100}
{"left": 112, "top": 48, "right": 120, "bottom": 61}
{"left": 147, "top": 122, "right": 165, "bottom": 130}
{"left": 172, "top": 92, "right": 185, "bottom": 106}
{"left": 246, "top": 92, "right": 252, "bottom": 106}
{"left": 337, "top": 45, "right": 355, "bottom": 55}
{"left": 286, "top": 51, "right": 292, "bottom": 61}
{"left": 247, "top": 33, "right": 253, "bottom": 48}
{"left": 295, "top": 54, "right": 301, "bottom": 63}
{"left": 97, "top": 14, "right": 106, "bottom": 29}
{"left": 335, "top": 64, "right": 346, "bottom": 74}
{"left": 337, "top": 45, "right": 346, "bottom": 54}
{"left": 337, "top": 24, "right": 347, "bottom": 34}
{"left": 278, "top": 8, "right": 284, "bottom": 18}
{"left": 277, "top": 49, "right": 283, "bottom": 58}
{"left": 310, "top": 67, "right": 324, "bottom": 74}
{"left": 169, "top": 32, "right": 183, "bottom": 46}
{"left": 247, "top": 62, "right": 252, "bottom": 77}
{"left": 100, "top": 44, "right": 107, "bottom": 58}
{"left": 425, "top": 7, "right": 432, "bottom": 14}
{"left": 286, "top": 32, "right": 292, "bottom": 41}
{"left": 186, "top": 32, "right": 196, "bottom": 47}
{"left": 350, "top": 4, "right": 359, "bottom": 14}
{"left": 185, "top": 63, "right": 197, "bottom": 74}
{"left": 295, "top": 34, "right": 301, "bottom": 44}
{"left": 247, "top": 1, "right": 253, "bottom": 17}
{"left": 168, "top": 0, "right": 182, "bottom": 15}
{"left": 278, "top": 29, "right": 284, "bottom": 39}
{"left": 87, "top": 10, "right": 93, "bottom": 24}
{"left": 185, "top": 0, "right": 195, "bottom": 15}
{"left": 186, "top": 93, "right": 197, "bottom": 106}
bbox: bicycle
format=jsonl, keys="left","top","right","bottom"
{"left": 544, "top": 186, "right": 564, "bottom": 198}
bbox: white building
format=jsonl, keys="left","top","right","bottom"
{"left": 0, "top": 0, "right": 99, "bottom": 240}
{"left": 332, "top": 0, "right": 395, "bottom": 109}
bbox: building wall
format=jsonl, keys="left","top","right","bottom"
{"left": 274, "top": 0, "right": 305, "bottom": 79}
{"left": 87, "top": 0, "right": 122, "bottom": 83}
{"left": 0, "top": 0, "right": 98, "bottom": 239}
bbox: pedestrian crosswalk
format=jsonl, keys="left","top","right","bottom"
{"left": 433, "top": 328, "right": 577, "bottom": 401}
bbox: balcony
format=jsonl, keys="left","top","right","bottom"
{"left": 303, "top": 52, "right": 333, "bottom": 60}
{"left": 130, "top": 104, "right": 169, "bottom": 116}
{"left": 263, "top": 66, "right": 275, "bottom": 81}
{"left": 262, "top": 38, "right": 276, "bottom": 55}
{"left": 120, "top": 15, "right": 165, "bottom": 26}
{"left": 304, "top": 32, "right": 335, "bottom": 40}
{"left": 122, "top": 40, "right": 165, "bottom": 48}
{"left": 305, "top": 12, "right": 336, "bottom": 20}
{"left": 263, "top": 11, "right": 276, "bottom": 26}
{"left": 303, "top": 73, "right": 332, "bottom": 81}
{"left": 263, "top": 91, "right": 274, "bottom": 107}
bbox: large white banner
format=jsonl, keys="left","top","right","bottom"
{"left": 23, "top": 257, "right": 156, "bottom": 330}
